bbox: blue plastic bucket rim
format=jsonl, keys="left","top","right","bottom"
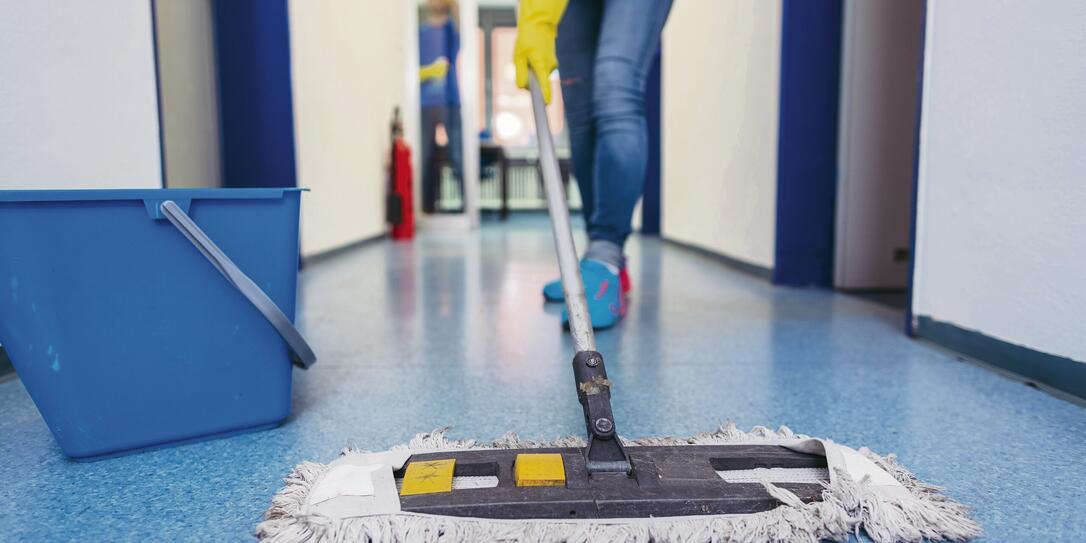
{"left": 0, "top": 187, "right": 308, "bottom": 203}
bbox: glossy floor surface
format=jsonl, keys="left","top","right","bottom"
{"left": 1, "top": 217, "right": 1084, "bottom": 541}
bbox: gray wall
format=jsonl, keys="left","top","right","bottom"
{"left": 154, "top": 0, "right": 222, "bottom": 188}
{"left": 834, "top": 0, "right": 924, "bottom": 289}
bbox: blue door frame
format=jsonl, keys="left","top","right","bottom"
{"left": 772, "top": 0, "right": 844, "bottom": 288}
{"left": 904, "top": 0, "right": 929, "bottom": 335}
{"left": 212, "top": 0, "right": 297, "bottom": 188}
{"left": 640, "top": 47, "right": 663, "bottom": 235}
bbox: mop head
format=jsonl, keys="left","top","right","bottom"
{"left": 256, "top": 424, "right": 980, "bottom": 543}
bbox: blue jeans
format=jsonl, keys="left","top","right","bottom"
{"left": 557, "top": 0, "right": 672, "bottom": 247}
{"left": 420, "top": 105, "right": 463, "bottom": 212}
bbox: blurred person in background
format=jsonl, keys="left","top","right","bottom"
{"left": 419, "top": 0, "right": 464, "bottom": 213}
{"left": 515, "top": 0, "right": 673, "bottom": 328}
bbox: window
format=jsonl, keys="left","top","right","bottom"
{"left": 487, "top": 27, "right": 565, "bottom": 149}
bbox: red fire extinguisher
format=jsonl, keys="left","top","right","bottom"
{"left": 387, "top": 107, "right": 414, "bottom": 240}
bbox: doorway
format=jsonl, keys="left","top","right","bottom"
{"left": 834, "top": 0, "right": 926, "bottom": 309}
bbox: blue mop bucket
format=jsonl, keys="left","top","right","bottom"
{"left": 0, "top": 188, "right": 316, "bottom": 459}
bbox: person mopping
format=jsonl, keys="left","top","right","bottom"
{"left": 515, "top": 0, "right": 673, "bottom": 328}
{"left": 418, "top": 0, "right": 464, "bottom": 213}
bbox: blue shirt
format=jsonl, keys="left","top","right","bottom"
{"left": 419, "top": 20, "right": 460, "bottom": 108}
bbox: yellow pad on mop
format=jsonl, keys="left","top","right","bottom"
{"left": 400, "top": 459, "right": 455, "bottom": 495}
{"left": 514, "top": 453, "right": 566, "bottom": 487}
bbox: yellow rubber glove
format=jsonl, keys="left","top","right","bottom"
{"left": 419, "top": 57, "right": 450, "bottom": 83}
{"left": 514, "top": 0, "right": 569, "bottom": 104}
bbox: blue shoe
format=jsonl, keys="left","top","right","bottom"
{"left": 542, "top": 278, "right": 564, "bottom": 302}
{"left": 560, "top": 260, "right": 626, "bottom": 330}
{"left": 543, "top": 266, "right": 630, "bottom": 302}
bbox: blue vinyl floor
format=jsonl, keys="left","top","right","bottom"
{"left": 1, "top": 216, "right": 1084, "bottom": 541}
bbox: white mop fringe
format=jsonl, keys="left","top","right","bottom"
{"left": 256, "top": 423, "right": 981, "bottom": 543}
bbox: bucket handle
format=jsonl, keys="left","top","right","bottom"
{"left": 159, "top": 200, "right": 316, "bottom": 369}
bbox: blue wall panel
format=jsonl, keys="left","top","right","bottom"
{"left": 641, "top": 47, "right": 663, "bottom": 236}
{"left": 773, "top": 0, "right": 844, "bottom": 287}
{"left": 212, "top": 0, "right": 297, "bottom": 188}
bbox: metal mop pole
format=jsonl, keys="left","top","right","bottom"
{"left": 529, "top": 74, "right": 596, "bottom": 353}
{"left": 529, "top": 73, "right": 630, "bottom": 474}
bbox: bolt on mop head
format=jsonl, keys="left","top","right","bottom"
{"left": 256, "top": 424, "right": 981, "bottom": 543}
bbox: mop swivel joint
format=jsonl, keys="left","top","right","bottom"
{"left": 573, "top": 351, "right": 633, "bottom": 475}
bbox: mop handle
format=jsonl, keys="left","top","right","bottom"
{"left": 529, "top": 73, "right": 597, "bottom": 353}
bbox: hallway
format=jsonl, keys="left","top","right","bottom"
{"left": 0, "top": 218, "right": 1083, "bottom": 541}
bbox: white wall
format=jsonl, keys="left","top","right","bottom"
{"left": 913, "top": 0, "right": 1086, "bottom": 362}
{"left": 154, "top": 0, "right": 222, "bottom": 189}
{"left": 834, "top": 0, "right": 924, "bottom": 289}
{"left": 661, "top": 0, "right": 782, "bottom": 269}
{"left": 0, "top": 0, "right": 162, "bottom": 189}
{"left": 403, "top": 3, "right": 423, "bottom": 219}
{"left": 289, "top": 0, "right": 412, "bottom": 256}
